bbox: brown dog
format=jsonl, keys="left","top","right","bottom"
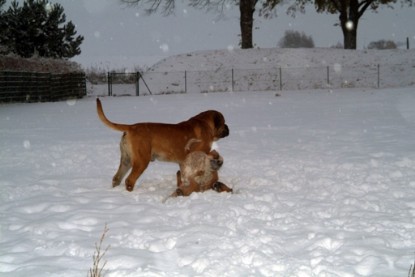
{"left": 96, "top": 99, "right": 229, "bottom": 191}
{"left": 171, "top": 150, "right": 233, "bottom": 197}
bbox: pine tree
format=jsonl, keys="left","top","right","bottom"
{"left": 0, "top": 0, "right": 7, "bottom": 54}
{"left": 0, "top": 0, "right": 83, "bottom": 59}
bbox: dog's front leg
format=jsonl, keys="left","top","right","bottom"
{"left": 176, "top": 170, "right": 182, "bottom": 187}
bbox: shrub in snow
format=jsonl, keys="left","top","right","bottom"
{"left": 278, "top": 30, "right": 315, "bottom": 48}
{"left": 0, "top": 54, "right": 83, "bottom": 73}
{"left": 367, "top": 39, "right": 397, "bottom": 50}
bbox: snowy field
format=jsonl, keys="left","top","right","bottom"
{"left": 1, "top": 85, "right": 415, "bottom": 276}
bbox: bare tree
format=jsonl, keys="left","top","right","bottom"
{"left": 122, "top": 0, "right": 176, "bottom": 15}
{"left": 121, "top": 0, "right": 284, "bottom": 49}
{"left": 285, "top": 0, "right": 414, "bottom": 49}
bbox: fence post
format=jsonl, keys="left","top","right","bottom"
{"left": 327, "top": 66, "right": 330, "bottom": 86}
{"left": 231, "top": 68, "right": 234, "bottom": 92}
{"left": 377, "top": 64, "right": 380, "bottom": 89}
{"left": 185, "top": 71, "right": 187, "bottom": 94}
{"left": 136, "top": 72, "right": 140, "bottom": 96}
{"left": 82, "top": 73, "right": 87, "bottom": 97}
{"left": 107, "top": 72, "right": 112, "bottom": 96}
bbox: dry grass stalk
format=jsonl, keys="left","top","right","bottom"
{"left": 88, "top": 224, "right": 110, "bottom": 277}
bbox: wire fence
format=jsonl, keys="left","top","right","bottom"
{"left": 105, "top": 63, "right": 414, "bottom": 96}
{"left": 0, "top": 71, "right": 86, "bottom": 102}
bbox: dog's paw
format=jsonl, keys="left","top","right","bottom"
{"left": 213, "top": 181, "right": 233, "bottom": 193}
{"left": 175, "top": 188, "right": 184, "bottom": 196}
{"left": 126, "top": 184, "right": 134, "bottom": 192}
{"left": 112, "top": 178, "right": 121, "bottom": 188}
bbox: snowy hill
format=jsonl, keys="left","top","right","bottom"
{"left": 133, "top": 48, "right": 415, "bottom": 94}
{"left": 149, "top": 48, "right": 415, "bottom": 71}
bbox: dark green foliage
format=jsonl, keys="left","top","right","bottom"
{"left": 0, "top": 0, "right": 83, "bottom": 58}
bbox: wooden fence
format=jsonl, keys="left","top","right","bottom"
{"left": 0, "top": 71, "right": 86, "bottom": 102}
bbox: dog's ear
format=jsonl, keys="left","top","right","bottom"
{"left": 209, "top": 150, "right": 219, "bottom": 159}
{"left": 212, "top": 112, "right": 229, "bottom": 139}
{"left": 213, "top": 112, "right": 224, "bottom": 129}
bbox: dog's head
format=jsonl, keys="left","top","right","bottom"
{"left": 213, "top": 112, "right": 229, "bottom": 139}
{"left": 192, "top": 110, "right": 229, "bottom": 141}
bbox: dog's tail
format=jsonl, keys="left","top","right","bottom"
{"left": 96, "top": 98, "right": 131, "bottom": 132}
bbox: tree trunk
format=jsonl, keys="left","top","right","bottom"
{"left": 239, "top": 0, "right": 255, "bottom": 49}
{"left": 339, "top": 0, "right": 358, "bottom": 49}
{"left": 340, "top": 19, "right": 358, "bottom": 49}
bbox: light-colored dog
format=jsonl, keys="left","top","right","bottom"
{"left": 171, "top": 150, "right": 233, "bottom": 197}
{"left": 96, "top": 99, "right": 229, "bottom": 191}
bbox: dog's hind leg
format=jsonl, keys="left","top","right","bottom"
{"left": 112, "top": 154, "right": 131, "bottom": 187}
{"left": 125, "top": 161, "right": 149, "bottom": 192}
{"left": 112, "top": 134, "right": 131, "bottom": 187}
{"left": 124, "top": 147, "right": 151, "bottom": 192}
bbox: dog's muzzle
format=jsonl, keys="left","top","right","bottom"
{"left": 221, "top": 124, "right": 229, "bottom": 138}
{"left": 210, "top": 158, "right": 223, "bottom": 170}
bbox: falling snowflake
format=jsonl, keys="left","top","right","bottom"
{"left": 345, "top": 20, "right": 354, "bottom": 31}
{"left": 23, "top": 140, "right": 31, "bottom": 149}
{"left": 333, "top": 63, "right": 342, "bottom": 74}
{"left": 160, "top": 43, "right": 169, "bottom": 53}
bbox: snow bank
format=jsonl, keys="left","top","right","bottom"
{"left": 149, "top": 48, "right": 415, "bottom": 71}
{"left": 1, "top": 87, "right": 415, "bottom": 276}
{"left": 136, "top": 48, "right": 415, "bottom": 94}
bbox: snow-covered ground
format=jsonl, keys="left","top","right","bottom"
{"left": 1, "top": 87, "right": 415, "bottom": 276}
{"left": 1, "top": 49, "right": 415, "bottom": 276}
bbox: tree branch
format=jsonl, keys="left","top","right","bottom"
{"left": 121, "top": 0, "right": 176, "bottom": 16}
{"left": 357, "top": 0, "right": 375, "bottom": 19}
{"left": 329, "top": 0, "right": 341, "bottom": 13}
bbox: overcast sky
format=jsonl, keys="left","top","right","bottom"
{"left": 14, "top": 0, "right": 415, "bottom": 69}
